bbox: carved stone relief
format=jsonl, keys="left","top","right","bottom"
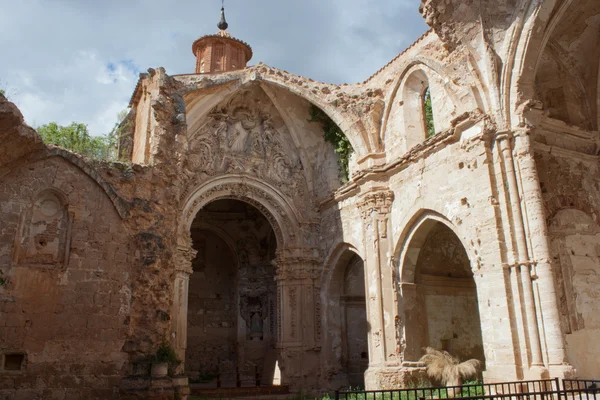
{"left": 184, "top": 86, "right": 312, "bottom": 216}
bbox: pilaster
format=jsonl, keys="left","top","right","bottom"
{"left": 357, "top": 188, "right": 399, "bottom": 389}
{"left": 274, "top": 250, "right": 321, "bottom": 391}
{"left": 492, "top": 130, "right": 574, "bottom": 379}
{"left": 171, "top": 242, "right": 196, "bottom": 367}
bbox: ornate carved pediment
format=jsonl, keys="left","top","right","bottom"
{"left": 185, "top": 87, "right": 310, "bottom": 210}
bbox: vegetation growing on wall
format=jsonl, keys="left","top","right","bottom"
{"left": 308, "top": 105, "right": 353, "bottom": 183}
{"left": 0, "top": 270, "right": 9, "bottom": 288}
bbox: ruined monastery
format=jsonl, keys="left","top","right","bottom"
{"left": 1, "top": 0, "right": 599, "bottom": 398}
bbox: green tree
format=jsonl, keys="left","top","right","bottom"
{"left": 308, "top": 105, "right": 353, "bottom": 183}
{"left": 37, "top": 122, "right": 113, "bottom": 160}
{"left": 424, "top": 88, "right": 435, "bottom": 137}
{"left": 0, "top": 89, "right": 5, "bottom": 97}
{"left": 37, "top": 110, "right": 128, "bottom": 161}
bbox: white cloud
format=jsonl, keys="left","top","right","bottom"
{"left": 0, "top": 0, "right": 428, "bottom": 135}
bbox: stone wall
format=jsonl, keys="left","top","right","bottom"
{"left": 187, "top": 231, "right": 237, "bottom": 378}
{"left": 548, "top": 209, "right": 600, "bottom": 379}
{"left": 1, "top": 0, "right": 599, "bottom": 396}
{"left": 0, "top": 156, "right": 131, "bottom": 399}
{"left": 532, "top": 117, "right": 600, "bottom": 379}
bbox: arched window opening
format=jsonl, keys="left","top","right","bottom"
{"left": 403, "top": 69, "right": 436, "bottom": 149}
{"left": 423, "top": 87, "right": 436, "bottom": 138}
{"left": 214, "top": 44, "right": 224, "bottom": 72}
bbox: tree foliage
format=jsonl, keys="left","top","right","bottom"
{"left": 308, "top": 105, "right": 353, "bottom": 182}
{"left": 37, "top": 110, "right": 128, "bottom": 161}
{"left": 424, "top": 88, "right": 436, "bottom": 137}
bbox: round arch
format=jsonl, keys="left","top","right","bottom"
{"left": 544, "top": 195, "right": 599, "bottom": 226}
{"left": 179, "top": 175, "right": 301, "bottom": 249}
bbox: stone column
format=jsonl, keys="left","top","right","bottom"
{"left": 496, "top": 132, "right": 545, "bottom": 377}
{"left": 171, "top": 242, "right": 195, "bottom": 368}
{"left": 358, "top": 189, "right": 398, "bottom": 389}
{"left": 511, "top": 130, "right": 573, "bottom": 377}
{"left": 275, "top": 251, "right": 321, "bottom": 391}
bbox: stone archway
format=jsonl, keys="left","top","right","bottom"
{"left": 186, "top": 199, "right": 279, "bottom": 386}
{"left": 398, "top": 217, "right": 485, "bottom": 369}
{"left": 174, "top": 177, "right": 321, "bottom": 390}
{"left": 179, "top": 176, "right": 301, "bottom": 250}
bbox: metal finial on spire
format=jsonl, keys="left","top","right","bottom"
{"left": 217, "top": 1, "right": 228, "bottom": 31}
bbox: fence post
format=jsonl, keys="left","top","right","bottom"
{"left": 335, "top": 390, "right": 339, "bottom": 400}
{"left": 555, "top": 377, "right": 562, "bottom": 400}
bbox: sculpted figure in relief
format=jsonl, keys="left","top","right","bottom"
{"left": 185, "top": 87, "right": 311, "bottom": 215}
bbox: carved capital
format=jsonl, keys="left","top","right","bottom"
{"left": 275, "top": 249, "right": 320, "bottom": 281}
{"left": 358, "top": 189, "right": 394, "bottom": 219}
{"left": 174, "top": 244, "right": 196, "bottom": 275}
{"left": 492, "top": 130, "right": 514, "bottom": 146}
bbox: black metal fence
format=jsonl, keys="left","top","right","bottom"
{"left": 189, "top": 365, "right": 262, "bottom": 388}
{"left": 336, "top": 378, "right": 600, "bottom": 400}
{"left": 563, "top": 379, "right": 600, "bottom": 400}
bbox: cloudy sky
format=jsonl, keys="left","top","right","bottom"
{"left": 0, "top": 0, "right": 428, "bottom": 136}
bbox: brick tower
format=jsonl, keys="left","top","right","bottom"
{"left": 192, "top": 6, "right": 253, "bottom": 74}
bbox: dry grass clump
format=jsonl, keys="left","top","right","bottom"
{"left": 419, "top": 347, "right": 481, "bottom": 387}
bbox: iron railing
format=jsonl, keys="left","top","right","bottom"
{"left": 336, "top": 378, "right": 600, "bottom": 400}
{"left": 562, "top": 379, "right": 600, "bottom": 400}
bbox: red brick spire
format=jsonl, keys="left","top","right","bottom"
{"left": 192, "top": 3, "right": 253, "bottom": 74}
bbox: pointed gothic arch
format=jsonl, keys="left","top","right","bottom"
{"left": 395, "top": 211, "right": 485, "bottom": 369}
{"left": 321, "top": 243, "right": 368, "bottom": 389}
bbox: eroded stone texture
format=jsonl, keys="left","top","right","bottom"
{"left": 1, "top": 0, "right": 599, "bottom": 398}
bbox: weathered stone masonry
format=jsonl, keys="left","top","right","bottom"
{"left": 1, "top": 0, "right": 599, "bottom": 398}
